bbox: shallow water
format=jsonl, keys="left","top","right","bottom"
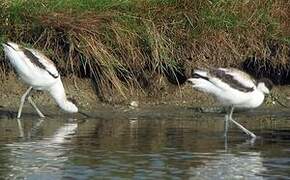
{"left": 0, "top": 106, "right": 290, "bottom": 179}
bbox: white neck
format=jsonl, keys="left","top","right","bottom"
{"left": 248, "top": 90, "right": 265, "bottom": 108}
{"left": 48, "top": 78, "right": 78, "bottom": 113}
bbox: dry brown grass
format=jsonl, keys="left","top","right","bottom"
{"left": 1, "top": 0, "right": 290, "bottom": 101}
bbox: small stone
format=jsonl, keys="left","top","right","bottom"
{"left": 129, "top": 101, "right": 139, "bottom": 108}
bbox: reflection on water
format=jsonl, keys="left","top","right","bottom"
{"left": 0, "top": 106, "right": 290, "bottom": 179}
{"left": 3, "top": 119, "right": 78, "bottom": 179}
{"left": 188, "top": 152, "right": 266, "bottom": 179}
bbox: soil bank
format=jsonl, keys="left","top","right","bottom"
{"left": 1, "top": 73, "right": 290, "bottom": 116}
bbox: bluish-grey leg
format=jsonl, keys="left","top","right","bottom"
{"left": 224, "top": 114, "right": 229, "bottom": 137}
{"left": 17, "top": 87, "right": 33, "bottom": 119}
{"left": 16, "top": 118, "right": 24, "bottom": 138}
{"left": 28, "top": 96, "right": 45, "bottom": 118}
{"left": 228, "top": 106, "right": 256, "bottom": 139}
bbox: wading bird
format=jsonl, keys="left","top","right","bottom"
{"left": 187, "top": 68, "right": 273, "bottom": 138}
{"left": 2, "top": 42, "right": 78, "bottom": 118}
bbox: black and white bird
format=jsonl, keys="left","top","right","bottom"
{"left": 2, "top": 42, "right": 78, "bottom": 118}
{"left": 187, "top": 68, "right": 273, "bottom": 138}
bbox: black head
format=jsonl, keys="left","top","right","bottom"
{"left": 257, "top": 78, "right": 274, "bottom": 94}
{"left": 258, "top": 78, "right": 273, "bottom": 90}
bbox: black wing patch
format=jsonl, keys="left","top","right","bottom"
{"left": 23, "top": 48, "right": 59, "bottom": 79}
{"left": 209, "top": 69, "right": 254, "bottom": 92}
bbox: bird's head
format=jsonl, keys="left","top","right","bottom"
{"left": 257, "top": 78, "right": 273, "bottom": 94}
{"left": 186, "top": 78, "right": 195, "bottom": 85}
{"left": 66, "top": 97, "right": 92, "bottom": 118}
{"left": 2, "top": 42, "right": 21, "bottom": 52}
{"left": 65, "top": 97, "right": 79, "bottom": 113}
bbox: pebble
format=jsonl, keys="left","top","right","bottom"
{"left": 129, "top": 101, "right": 139, "bottom": 108}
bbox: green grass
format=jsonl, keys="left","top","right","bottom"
{"left": 5, "top": 0, "right": 133, "bottom": 13}
{"left": 200, "top": 1, "right": 242, "bottom": 30}
{"left": 0, "top": 0, "right": 289, "bottom": 100}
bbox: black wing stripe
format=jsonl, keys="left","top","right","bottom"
{"left": 47, "top": 71, "right": 59, "bottom": 78}
{"left": 192, "top": 72, "right": 210, "bottom": 81}
{"left": 209, "top": 69, "right": 254, "bottom": 92}
{"left": 23, "top": 48, "right": 59, "bottom": 79}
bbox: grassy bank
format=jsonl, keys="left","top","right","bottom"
{"left": 0, "top": 0, "right": 290, "bottom": 102}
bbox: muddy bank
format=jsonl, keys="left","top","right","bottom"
{"left": 1, "top": 73, "right": 290, "bottom": 118}
{"left": 0, "top": 73, "right": 214, "bottom": 110}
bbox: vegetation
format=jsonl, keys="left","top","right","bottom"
{"left": 0, "top": 0, "right": 290, "bottom": 101}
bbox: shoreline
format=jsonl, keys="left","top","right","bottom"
{"left": 1, "top": 74, "right": 290, "bottom": 119}
{"left": 0, "top": 73, "right": 218, "bottom": 109}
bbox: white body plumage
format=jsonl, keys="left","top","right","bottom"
{"left": 188, "top": 68, "right": 270, "bottom": 109}
{"left": 187, "top": 68, "right": 273, "bottom": 138}
{"left": 3, "top": 42, "right": 78, "bottom": 117}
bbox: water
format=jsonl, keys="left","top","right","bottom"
{"left": 0, "top": 106, "right": 290, "bottom": 179}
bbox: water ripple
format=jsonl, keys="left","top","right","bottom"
{"left": 0, "top": 109, "right": 289, "bottom": 179}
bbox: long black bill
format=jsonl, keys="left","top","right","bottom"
{"left": 78, "top": 111, "right": 92, "bottom": 118}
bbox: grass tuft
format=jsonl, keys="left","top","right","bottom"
{"left": 1, "top": 0, "right": 290, "bottom": 101}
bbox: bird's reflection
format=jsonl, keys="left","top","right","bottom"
{"left": 3, "top": 110, "right": 290, "bottom": 179}
{"left": 224, "top": 132, "right": 257, "bottom": 151}
{"left": 16, "top": 119, "right": 24, "bottom": 138}
{"left": 187, "top": 151, "right": 266, "bottom": 179}
{"left": 7, "top": 118, "right": 78, "bottom": 179}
